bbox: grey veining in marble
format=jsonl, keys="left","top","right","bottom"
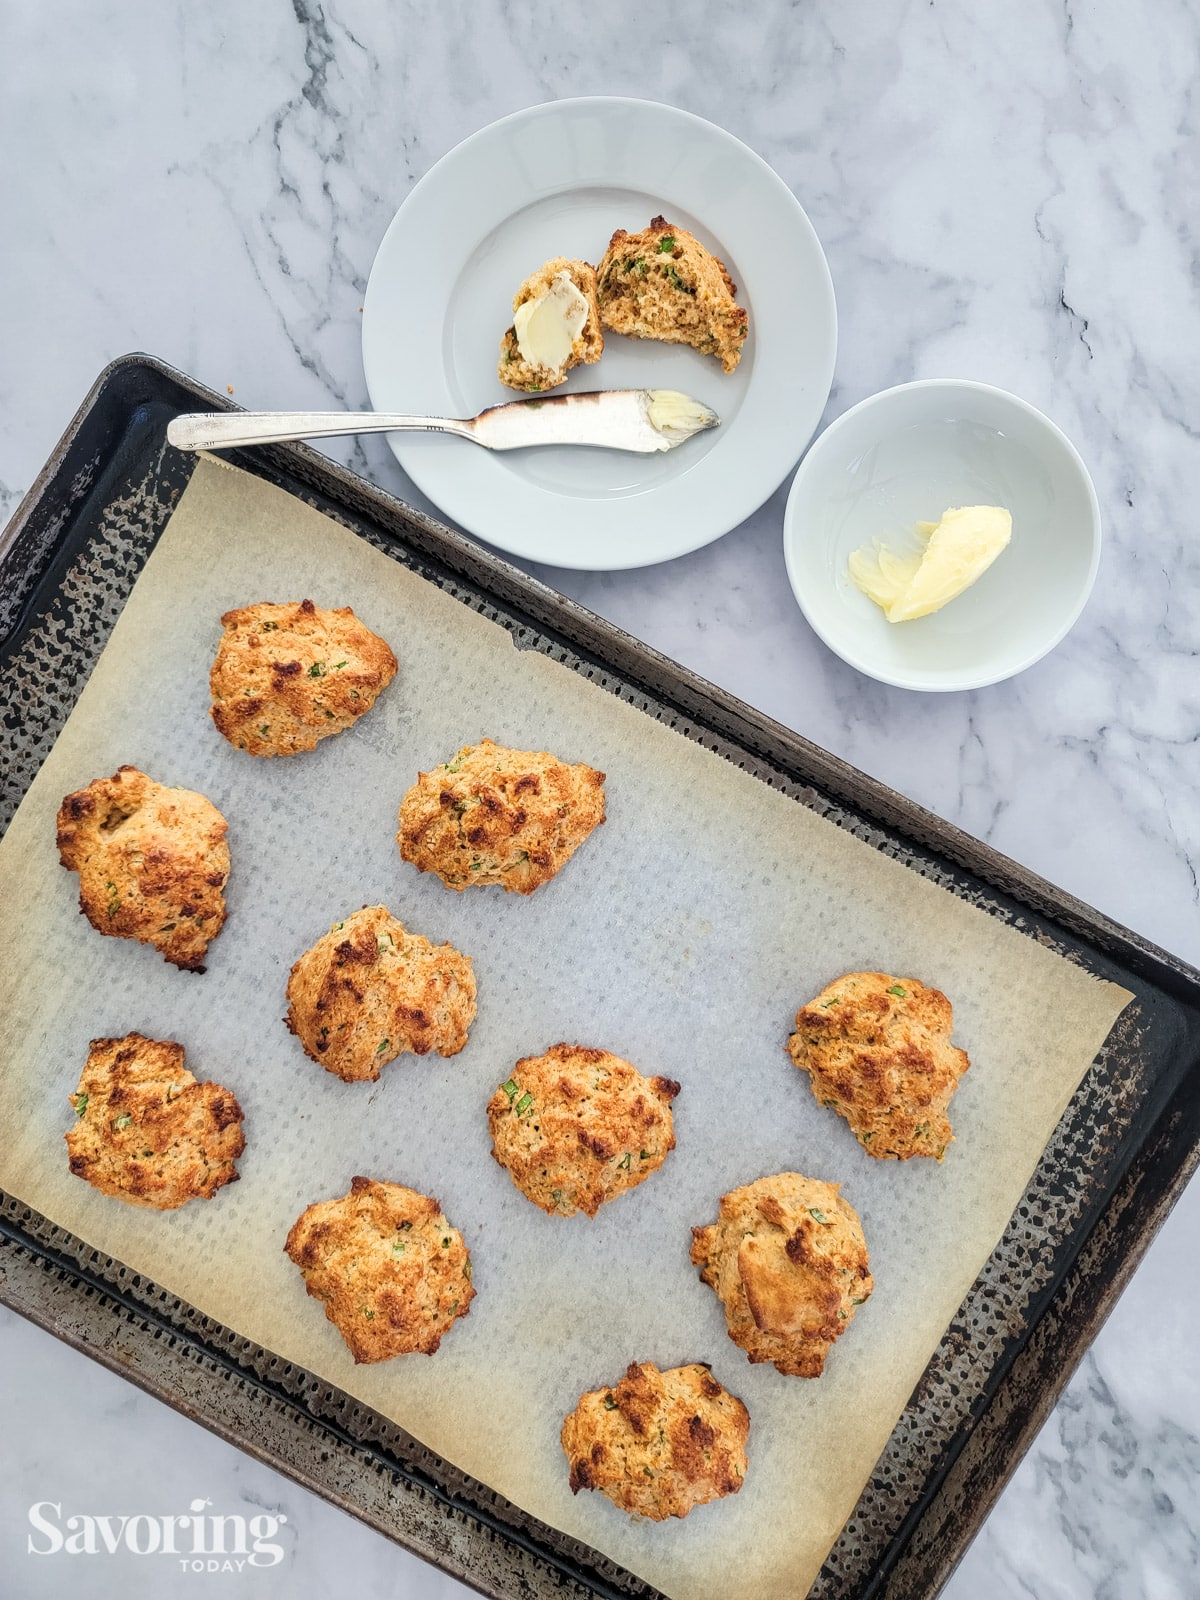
{"left": 2, "top": 1, "right": 1198, "bottom": 1596}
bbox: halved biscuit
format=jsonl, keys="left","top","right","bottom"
{"left": 498, "top": 257, "right": 603, "bottom": 391}
{"left": 596, "top": 216, "right": 748, "bottom": 372}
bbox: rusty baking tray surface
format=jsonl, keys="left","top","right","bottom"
{"left": 2, "top": 355, "right": 1198, "bottom": 1600}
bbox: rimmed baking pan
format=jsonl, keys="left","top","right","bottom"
{"left": 1, "top": 355, "right": 1197, "bottom": 1599}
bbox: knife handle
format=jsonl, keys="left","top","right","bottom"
{"left": 166, "top": 411, "right": 477, "bottom": 452}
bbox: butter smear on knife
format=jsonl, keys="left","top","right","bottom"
{"left": 849, "top": 505, "right": 1012, "bottom": 623}
{"left": 646, "top": 389, "right": 720, "bottom": 441}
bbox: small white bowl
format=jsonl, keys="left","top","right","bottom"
{"left": 782, "top": 380, "right": 1102, "bottom": 691}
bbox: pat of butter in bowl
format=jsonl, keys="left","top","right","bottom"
{"left": 849, "top": 505, "right": 1012, "bottom": 623}
{"left": 512, "top": 271, "right": 589, "bottom": 372}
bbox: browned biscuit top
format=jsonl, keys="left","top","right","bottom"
{"left": 209, "top": 598, "right": 397, "bottom": 757}
{"left": 787, "top": 972, "right": 970, "bottom": 1160}
{"left": 56, "top": 765, "right": 230, "bottom": 972}
{"left": 65, "top": 1032, "right": 244, "bottom": 1209}
{"left": 595, "top": 215, "right": 748, "bottom": 373}
{"left": 691, "top": 1172, "right": 873, "bottom": 1378}
{"left": 284, "top": 1176, "right": 474, "bottom": 1363}
{"left": 561, "top": 1360, "right": 749, "bottom": 1520}
{"left": 286, "top": 905, "right": 477, "bottom": 1082}
{"left": 398, "top": 738, "right": 605, "bottom": 895}
{"left": 487, "top": 1044, "right": 679, "bottom": 1218}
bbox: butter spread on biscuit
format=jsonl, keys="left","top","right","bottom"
{"left": 849, "top": 505, "right": 1012, "bottom": 623}
{"left": 513, "top": 271, "right": 588, "bottom": 372}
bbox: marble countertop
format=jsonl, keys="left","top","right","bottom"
{"left": 2, "top": 2, "right": 1197, "bottom": 1596}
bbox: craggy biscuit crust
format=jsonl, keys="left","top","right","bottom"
{"left": 596, "top": 215, "right": 748, "bottom": 373}
{"left": 787, "top": 972, "right": 970, "bottom": 1160}
{"left": 498, "top": 257, "right": 604, "bottom": 392}
{"left": 691, "top": 1173, "right": 873, "bottom": 1378}
{"left": 286, "top": 905, "right": 476, "bottom": 1081}
{"left": 487, "top": 1045, "right": 679, "bottom": 1218}
{"left": 65, "top": 1033, "right": 244, "bottom": 1209}
{"left": 561, "top": 1360, "right": 749, "bottom": 1520}
{"left": 284, "top": 1176, "right": 474, "bottom": 1363}
{"left": 56, "top": 766, "right": 230, "bottom": 972}
{"left": 398, "top": 738, "right": 605, "bottom": 895}
{"left": 210, "top": 598, "right": 397, "bottom": 757}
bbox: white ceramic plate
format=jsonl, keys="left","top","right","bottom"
{"left": 782, "top": 380, "right": 1102, "bottom": 691}
{"left": 362, "top": 97, "right": 837, "bottom": 570}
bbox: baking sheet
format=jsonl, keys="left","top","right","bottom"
{"left": 0, "top": 456, "right": 1129, "bottom": 1600}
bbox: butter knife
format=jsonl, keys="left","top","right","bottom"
{"left": 167, "top": 389, "right": 720, "bottom": 456}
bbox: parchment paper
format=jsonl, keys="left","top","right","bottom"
{"left": 0, "top": 457, "right": 1130, "bottom": 1599}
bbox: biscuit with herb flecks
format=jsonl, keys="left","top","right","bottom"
{"left": 56, "top": 766, "right": 230, "bottom": 972}
{"left": 285, "top": 905, "right": 476, "bottom": 1081}
{"left": 691, "top": 1172, "right": 873, "bottom": 1377}
{"left": 398, "top": 738, "right": 605, "bottom": 894}
{"left": 561, "top": 1360, "right": 749, "bottom": 1520}
{"left": 498, "top": 257, "right": 603, "bottom": 392}
{"left": 787, "top": 973, "right": 969, "bottom": 1159}
{"left": 284, "top": 1176, "right": 474, "bottom": 1362}
{"left": 487, "top": 1045, "right": 679, "bottom": 1217}
{"left": 66, "top": 1033, "right": 244, "bottom": 1209}
{"left": 210, "top": 599, "right": 396, "bottom": 756}
{"left": 596, "top": 215, "right": 748, "bottom": 372}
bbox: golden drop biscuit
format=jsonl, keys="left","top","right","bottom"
{"left": 285, "top": 906, "right": 476, "bottom": 1081}
{"left": 487, "top": 1045, "right": 679, "bottom": 1217}
{"left": 561, "top": 1360, "right": 749, "bottom": 1520}
{"left": 65, "top": 1033, "right": 244, "bottom": 1209}
{"left": 284, "top": 1176, "right": 474, "bottom": 1363}
{"left": 787, "top": 972, "right": 970, "bottom": 1159}
{"left": 210, "top": 599, "right": 397, "bottom": 756}
{"left": 56, "top": 766, "right": 230, "bottom": 972}
{"left": 595, "top": 215, "right": 748, "bottom": 373}
{"left": 690, "top": 1173, "right": 873, "bottom": 1378}
{"left": 397, "top": 738, "right": 605, "bottom": 894}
